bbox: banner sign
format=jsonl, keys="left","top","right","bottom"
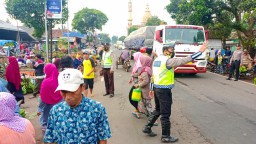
{"left": 46, "top": 0, "right": 62, "bottom": 19}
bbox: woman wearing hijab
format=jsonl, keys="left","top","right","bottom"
{"left": 38, "top": 63, "right": 62, "bottom": 136}
{"left": 134, "top": 55, "right": 153, "bottom": 117}
{"left": 0, "top": 78, "right": 21, "bottom": 115}
{"left": 6, "top": 56, "right": 24, "bottom": 103}
{"left": 0, "top": 92, "right": 36, "bottom": 144}
{"left": 129, "top": 52, "right": 143, "bottom": 118}
{"left": 242, "top": 49, "right": 253, "bottom": 70}
{"left": 129, "top": 48, "right": 153, "bottom": 118}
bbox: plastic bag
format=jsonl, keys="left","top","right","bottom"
{"left": 131, "top": 88, "right": 142, "bottom": 102}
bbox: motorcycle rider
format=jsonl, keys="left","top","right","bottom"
{"left": 120, "top": 47, "right": 130, "bottom": 64}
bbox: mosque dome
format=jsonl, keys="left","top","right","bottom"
{"left": 141, "top": 3, "right": 152, "bottom": 26}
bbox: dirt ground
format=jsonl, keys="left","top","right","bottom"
{"left": 21, "top": 70, "right": 211, "bottom": 144}
{"left": 22, "top": 96, "right": 211, "bottom": 144}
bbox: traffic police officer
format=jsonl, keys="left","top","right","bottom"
{"left": 102, "top": 43, "right": 116, "bottom": 97}
{"left": 143, "top": 41, "right": 208, "bottom": 143}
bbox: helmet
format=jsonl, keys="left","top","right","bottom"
{"left": 140, "top": 47, "right": 147, "bottom": 53}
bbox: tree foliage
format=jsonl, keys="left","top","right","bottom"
{"left": 72, "top": 8, "right": 108, "bottom": 34}
{"left": 145, "top": 16, "right": 167, "bottom": 26}
{"left": 128, "top": 26, "right": 138, "bottom": 35}
{"left": 111, "top": 36, "right": 118, "bottom": 44}
{"left": 166, "top": 0, "right": 256, "bottom": 56}
{"left": 99, "top": 33, "right": 111, "bottom": 44}
{"left": 5, "top": 0, "right": 68, "bottom": 38}
{"left": 119, "top": 36, "right": 126, "bottom": 42}
{"left": 57, "top": 38, "right": 68, "bottom": 49}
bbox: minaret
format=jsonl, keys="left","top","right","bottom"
{"left": 141, "top": 3, "right": 152, "bottom": 26}
{"left": 128, "top": 0, "right": 133, "bottom": 28}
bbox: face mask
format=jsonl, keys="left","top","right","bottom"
{"left": 168, "top": 50, "right": 175, "bottom": 58}
{"left": 104, "top": 48, "right": 108, "bottom": 51}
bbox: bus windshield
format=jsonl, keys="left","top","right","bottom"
{"left": 165, "top": 28, "right": 205, "bottom": 44}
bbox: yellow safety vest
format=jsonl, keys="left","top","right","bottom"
{"left": 103, "top": 51, "right": 112, "bottom": 68}
{"left": 83, "top": 59, "right": 94, "bottom": 78}
{"left": 153, "top": 55, "right": 174, "bottom": 87}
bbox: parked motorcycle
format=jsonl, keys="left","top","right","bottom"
{"left": 116, "top": 57, "right": 131, "bottom": 72}
{"left": 206, "top": 61, "right": 216, "bottom": 72}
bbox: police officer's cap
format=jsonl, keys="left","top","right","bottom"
{"left": 163, "top": 43, "right": 175, "bottom": 51}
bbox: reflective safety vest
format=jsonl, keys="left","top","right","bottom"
{"left": 103, "top": 50, "right": 112, "bottom": 68}
{"left": 153, "top": 55, "right": 174, "bottom": 87}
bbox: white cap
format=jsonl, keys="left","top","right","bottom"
{"left": 55, "top": 69, "right": 84, "bottom": 92}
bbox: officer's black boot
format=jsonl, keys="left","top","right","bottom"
{"left": 161, "top": 123, "right": 178, "bottom": 143}
{"left": 142, "top": 115, "right": 158, "bottom": 137}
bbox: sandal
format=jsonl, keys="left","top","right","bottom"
{"left": 132, "top": 111, "right": 140, "bottom": 119}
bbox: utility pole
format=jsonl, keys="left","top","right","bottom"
{"left": 50, "top": 20, "right": 53, "bottom": 62}
{"left": 45, "top": 0, "right": 49, "bottom": 62}
{"left": 67, "top": 0, "right": 70, "bottom": 55}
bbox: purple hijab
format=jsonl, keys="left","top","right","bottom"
{"left": 0, "top": 92, "right": 26, "bottom": 132}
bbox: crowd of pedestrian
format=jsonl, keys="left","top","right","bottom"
{"left": 4, "top": 40, "right": 245, "bottom": 143}
{"left": 207, "top": 45, "right": 256, "bottom": 81}
{"left": 0, "top": 43, "right": 113, "bottom": 143}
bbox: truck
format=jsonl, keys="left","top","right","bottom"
{"left": 115, "top": 41, "right": 123, "bottom": 49}
{"left": 153, "top": 25, "right": 208, "bottom": 74}
{"left": 124, "top": 26, "right": 156, "bottom": 52}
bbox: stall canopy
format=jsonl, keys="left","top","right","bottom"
{"left": 0, "top": 20, "right": 35, "bottom": 42}
{"left": 0, "top": 40, "right": 17, "bottom": 47}
{"left": 63, "top": 32, "right": 86, "bottom": 39}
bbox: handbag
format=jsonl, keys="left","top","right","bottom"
{"left": 131, "top": 88, "right": 142, "bottom": 102}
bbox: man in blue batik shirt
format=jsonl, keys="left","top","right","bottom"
{"left": 44, "top": 69, "right": 111, "bottom": 144}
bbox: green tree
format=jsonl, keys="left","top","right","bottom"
{"left": 128, "top": 25, "right": 138, "bottom": 35}
{"left": 145, "top": 16, "right": 167, "bottom": 26}
{"left": 5, "top": 0, "right": 68, "bottom": 38}
{"left": 57, "top": 38, "right": 68, "bottom": 49}
{"left": 215, "top": 0, "right": 256, "bottom": 57}
{"left": 119, "top": 36, "right": 126, "bottom": 42}
{"left": 111, "top": 36, "right": 118, "bottom": 44}
{"left": 166, "top": 0, "right": 214, "bottom": 25}
{"left": 99, "top": 33, "right": 111, "bottom": 44}
{"left": 166, "top": 0, "right": 256, "bottom": 57}
{"left": 72, "top": 8, "right": 108, "bottom": 34}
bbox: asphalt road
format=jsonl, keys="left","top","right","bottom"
{"left": 105, "top": 49, "right": 256, "bottom": 144}
{"left": 23, "top": 49, "right": 256, "bottom": 144}
{"left": 174, "top": 72, "right": 256, "bottom": 144}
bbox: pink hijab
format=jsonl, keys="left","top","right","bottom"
{"left": 0, "top": 92, "right": 26, "bottom": 132}
{"left": 6, "top": 57, "right": 21, "bottom": 90}
{"left": 140, "top": 55, "right": 153, "bottom": 76}
{"left": 40, "top": 64, "right": 62, "bottom": 104}
{"left": 132, "top": 52, "right": 143, "bottom": 74}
